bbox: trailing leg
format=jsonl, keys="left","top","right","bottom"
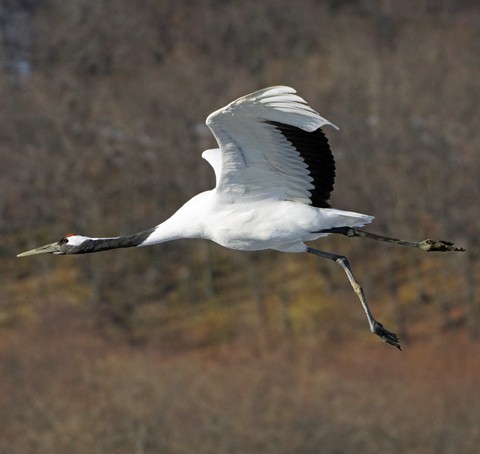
{"left": 321, "top": 227, "right": 465, "bottom": 252}
{"left": 306, "top": 246, "right": 401, "bottom": 350}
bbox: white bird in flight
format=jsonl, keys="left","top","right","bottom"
{"left": 18, "top": 86, "right": 464, "bottom": 349}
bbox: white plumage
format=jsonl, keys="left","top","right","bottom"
{"left": 206, "top": 86, "right": 336, "bottom": 204}
{"left": 18, "top": 86, "right": 405, "bottom": 349}
{"left": 143, "top": 86, "right": 372, "bottom": 252}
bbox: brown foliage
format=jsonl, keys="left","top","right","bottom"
{"left": 1, "top": 1, "right": 480, "bottom": 451}
{"left": 1, "top": 313, "right": 480, "bottom": 453}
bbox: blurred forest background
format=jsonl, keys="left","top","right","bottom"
{"left": 1, "top": 0, "right": 479, "bottom": 452}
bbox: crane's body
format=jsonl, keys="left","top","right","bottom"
{"left": 19, "top": 86, "right": 373, "bottom": 255}
{"left": 144, "top": 195, "right": 372, "bottom": 253}
{"left": 18, "top": 86, "right": 463, "bottom": 349}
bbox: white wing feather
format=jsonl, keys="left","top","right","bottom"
{"left": 205, "top": 86, "right": 337, "bottom": 203}
{"left": 201, "top": 148, "right": 222, "bottom": 186}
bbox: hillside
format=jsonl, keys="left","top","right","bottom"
{"left": 1, "top": 1, "right": 479, "bottom": 452}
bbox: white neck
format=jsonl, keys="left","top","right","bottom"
{"left": 139, "top": 192, "right": 210, "bottom": 247}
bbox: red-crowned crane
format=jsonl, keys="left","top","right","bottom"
{"left": 18, "top": 86, "right": 464, "bottom": 349}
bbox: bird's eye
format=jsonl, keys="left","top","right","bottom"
{"left": 60, "top": 237, "right": 69, "bottom": 244}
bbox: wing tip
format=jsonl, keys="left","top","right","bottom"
{"left": 206, "top": 86, "right": 340, "bottom": 132}
{"left": 253, "top": 85, "right": 297, "bottom": 98}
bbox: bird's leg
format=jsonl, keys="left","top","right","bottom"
{"left": 306, "top": 246, "right": 401, "bottom": 350}
{"left": 324, "top": 227, "right": 465, "bottom": 252}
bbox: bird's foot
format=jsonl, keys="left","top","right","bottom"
{"left": 418, "top": 239, "right": 466, "bottom": 252}
{"left": 372, "top": 321, "right": 402, "bottom": 350}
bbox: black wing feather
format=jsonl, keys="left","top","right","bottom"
{"left": 266, "top": 121, "right": 336, "bottom": 208}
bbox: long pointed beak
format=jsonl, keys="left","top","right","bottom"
{"left": 17, "top": 242, "right": 58, "bottom": 257}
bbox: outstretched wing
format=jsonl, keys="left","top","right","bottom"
{"left": 205, "top": 86, "right": 337, "bottom": 208}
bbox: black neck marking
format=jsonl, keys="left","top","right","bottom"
{"left": 266, "top": 121, "right": 336, "bottom": 208}
{"left": 70, "top": 228, "right": 155, "bottom": 254}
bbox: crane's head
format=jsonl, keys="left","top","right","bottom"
{"left": 17, "top": 234, "right": 89, "bottom": 257}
